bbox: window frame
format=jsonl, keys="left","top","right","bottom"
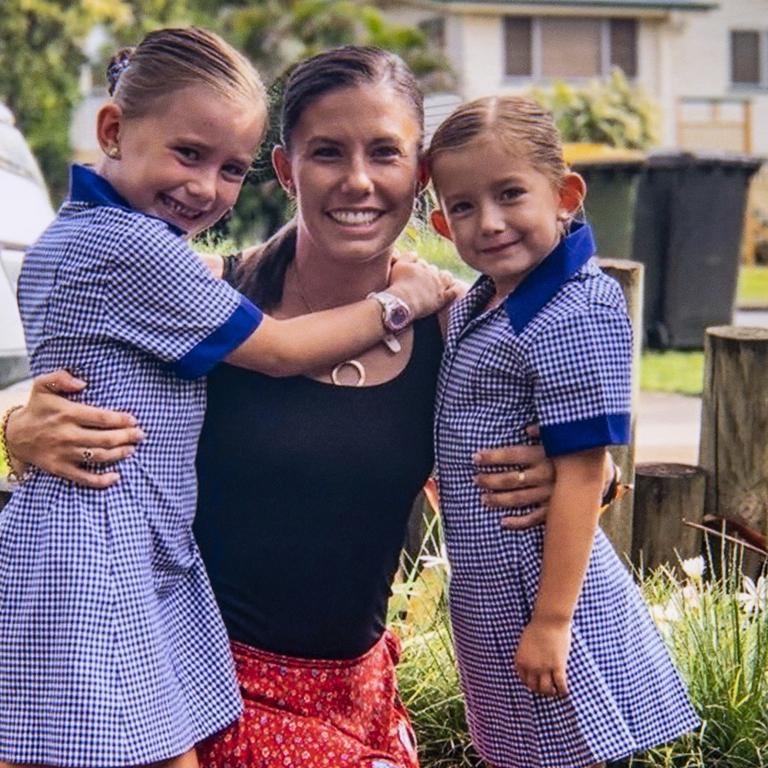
{"left": 503, "top": 15, "right": 638, "bottom": 83}
{"left": 729, "top": 29, "right": 768, "bottom": 90}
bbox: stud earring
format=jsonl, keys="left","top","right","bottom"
{"left": 107, "top": 146, "right": 120, "bottom": 159}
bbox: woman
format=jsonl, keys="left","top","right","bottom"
{"left": 4, "top": 47, "right": 612, "bottom": 767}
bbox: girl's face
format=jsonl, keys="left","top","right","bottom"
{"left": 272, "top": 83, "right": 425, "bottom": 266}
{"left": 98, "top": 84, "right": 266, "bottom": 237}
{"left": 431, "top": 135, "right": 583, "bottom": 297}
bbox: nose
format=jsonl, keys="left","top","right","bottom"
{"left": 341, "top": 156, "right": 373, "bottom": 196}
{"left": 186, "top": 169, "right": 218, "bottom": 204}
{"left": 479, "top": 201, "right": 505, "bottom": 236}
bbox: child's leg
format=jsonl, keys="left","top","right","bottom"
{"left": 0, "top": 749, "right": 199, "bottom": 768}
{"left": 148, "top": 748, "right": 200, "bottom": 768}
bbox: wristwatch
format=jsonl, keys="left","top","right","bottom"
{"left": 367, "top": 291, "right": 413, "bottom": 334}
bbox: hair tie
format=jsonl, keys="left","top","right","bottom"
{"left": 107, "top": 55, "right": 132, "bottom": 94}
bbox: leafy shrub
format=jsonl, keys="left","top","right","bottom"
{"left": 531, "top": 69, "right": 660, "bottom": 151}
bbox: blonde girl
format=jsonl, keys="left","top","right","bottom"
{"left": 427, "top": 95, "right": 699, "bottom": 768}
{"left": 0, "top": 28, "right": 449, "bottom": 768}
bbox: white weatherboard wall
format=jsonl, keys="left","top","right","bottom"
{"left": 386, "top": 1, "right": 767, "bottom": 154}
{"left": 669, "top": 0, "right": 768, "bottom": 154}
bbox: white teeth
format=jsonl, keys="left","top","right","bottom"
{"left": 328, "top": 210, "right": 380, "bottom": 225}
{"left": 162, "top": 195, "right": 201, "bottom": 219}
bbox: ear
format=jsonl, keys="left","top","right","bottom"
{"left": 558, "top": 172, "right": 586, "bottom": 220}
{"left": 272, "top": 145, "right": 295, "bottom": 196}
{"left": 430, "top": 209, "right": 453, "bottom": 241}
{"left": 96, "top": 102, "right": 123, "bottom": 157}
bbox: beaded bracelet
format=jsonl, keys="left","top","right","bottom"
{"left": 0, "top": 405, "right": 28, "bottom": 483}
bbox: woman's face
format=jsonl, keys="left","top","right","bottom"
{"left": 273, "top": 82, "right": 424, "bottom": 266}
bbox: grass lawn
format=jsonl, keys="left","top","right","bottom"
{"left": 641, "top": 350, "right": 704, "bottom": 397}
{"left": 737, "top": 264, "right": 768, "bottom": 308}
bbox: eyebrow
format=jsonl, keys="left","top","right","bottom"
{"left": 306, "top": 134, "right": 406, "bottom": 146}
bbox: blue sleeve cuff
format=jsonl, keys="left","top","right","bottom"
{"left": 540, "top": 413, "right": 630, "bottom": 457}
{"left": 173, "top": 295, "right": 263, "bottom": 380}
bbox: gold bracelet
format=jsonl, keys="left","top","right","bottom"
{"left": 0, "top": 405, "right": 27, "bottom": 483}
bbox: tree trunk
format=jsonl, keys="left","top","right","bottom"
{"left": 699, "top": 326, "right": 768, "bottom": 536}
{"left": 632, "top": 462, "right": 706, "bottom": 571}
{"left": 598, "top": 259, "right": 644, "bottom": 557}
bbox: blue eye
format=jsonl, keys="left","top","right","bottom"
{"left": 501, "top": 187, "right": 524, "bottom": 201}
{"left": 176, "top": 147, "right": 199, "bottom": 161}
{"left": 223, "top": 164, "right": 248, "bottom": 179}
{"left": 312, "top": 146, "right": 341, "bottom": 159}
{"left": 448, "top": 201, "right": 472, "bottom": 215}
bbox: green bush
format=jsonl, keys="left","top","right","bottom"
{"left": 531, "top": 69, "right": 660, "bottom": 151}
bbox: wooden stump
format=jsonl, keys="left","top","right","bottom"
{"left": 632, "top": 462, "right": 706, "bottom": 570}
{"left": 0, "top": 479, "right": 13, "bottom": 511}
{"left": 599, "top": 259, "right": 644, "bottom": 557}
{"left": 699, "top": 326, "right": 768, "bottom": 537}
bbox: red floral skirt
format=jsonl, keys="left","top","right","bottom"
{"left": 197, "top": 631, "right": 419, "bottom": 768}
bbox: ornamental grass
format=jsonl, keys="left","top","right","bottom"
{"left": 390, "top": 512, "right": 768, "bottom": 767}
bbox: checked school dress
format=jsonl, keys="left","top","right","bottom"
{"left": 434, "top": 223, "right": 699, "bottom": 768}
{"left": 0, "top": 165, "right": 262, "bottom": 766}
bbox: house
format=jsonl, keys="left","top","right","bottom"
{"left": 386, "top": 0, "right": 768, "bottom": 154}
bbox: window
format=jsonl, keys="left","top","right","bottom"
{"left": 504, "top": 16, "right": 638, "bottom": 80}
{"left": 730, "top": 30, "right": 765, "bottom": 87}
{"left": 419, "top": 17, "right": 446, "bottom": 52}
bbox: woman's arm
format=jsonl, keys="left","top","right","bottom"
{"left": 4, "top": 370, "right": 144, "bottom": 489}
{"left": 514, "top": 447, "right": 606, "bottom": 697}
{"left": 473, "top": 432, "right": 615, "bottom": 530}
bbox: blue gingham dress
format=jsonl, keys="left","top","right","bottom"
{"left": 435, "top": 223, "right": 699, "bottom": 768}
{"left": 0, "top": 166, "right": 262, "bottom": 766}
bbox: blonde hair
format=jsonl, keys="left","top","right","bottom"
{"left": 427, "top": 95, "right": 567, "bottom": 189}
{"left": 107, "top": 27, "right": 266, "bottom": 128}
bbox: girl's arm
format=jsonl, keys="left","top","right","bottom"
{"left": 514, "top": 446, "right": 606, "bottom": 697}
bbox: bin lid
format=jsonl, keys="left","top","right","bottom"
{"left": 563, "top": 143, "right": 645, "bottom": 169}
{"left": 645, "top": 149, "right": 765, "bottom": 170}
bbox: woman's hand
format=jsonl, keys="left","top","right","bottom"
{"left": 5, "top": 370, "right": 144, "bottom": 488}
{"left": 389, "top": 253, "right": 457, "bottom": 318}
{"left": 515, "top": 616, "right": 571, "bottom": 697}
{"left": 474, "top": 427, "right": 616, "bottom": 530}
{"left": 473, "top": 426, "right": 555, "bottom": 530}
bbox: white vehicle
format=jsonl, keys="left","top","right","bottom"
{"left": 0, "top": 101, "right": 55, "bottom": 387}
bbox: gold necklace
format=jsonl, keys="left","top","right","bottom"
{"left": 291, "top": 261, "right": 399, "bottom": 387}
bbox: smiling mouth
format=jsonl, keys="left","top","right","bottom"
{"left": 160, "top": 193, "right": 206, "bottom": 221}
{"left": 480, "top": 239, "right": 522, "bottom": 254}
{"left": 326, "top": 209, "right": 384, "bottom": 226}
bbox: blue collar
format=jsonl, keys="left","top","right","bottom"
{"left": 503, "top": 221, "right": 596, "bottom": 333}
{"left": 68, "top": 164, "right": 186, "bottom": 236}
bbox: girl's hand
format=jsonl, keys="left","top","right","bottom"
{"left": 5, "top": 370, "right": 144, "bottom": 488}
{"left": 389, "top": 256, "right": 457, "bottom": 319}
{"left": 473, "top": 426, "right": 555, "bottom": 529}
{"left": 515, "top": 616, "right": 571, "bottom": 697}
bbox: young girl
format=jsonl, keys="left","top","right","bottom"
{"left": 427, "top": 96, "right": 699, "bottom": 768}
{"left": 0, "top": 28, "right": 450, "bottom": 768}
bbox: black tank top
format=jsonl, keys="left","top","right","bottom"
{"left": 194, "top": 314, "right": 443, "bottom": 659}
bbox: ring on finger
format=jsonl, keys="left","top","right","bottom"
{"left": 516, "top": 469, "right": 527, "bottom": 485}
{"left": 81, "top": 448, "right": 94, "bottom": 462}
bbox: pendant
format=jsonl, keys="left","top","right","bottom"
{"left": 331, "top": 359, "right": 366, "bottom": 386}
{"left": 383, "top": 333, "right": 402, "bottom": 353}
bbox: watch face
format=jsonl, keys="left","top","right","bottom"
{"left": 389, "top": 305, "right": 410, "bottom": 329}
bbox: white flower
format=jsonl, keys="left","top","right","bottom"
{"left": 737, "top": 576, "right": 768, "bottom": 614}
{"left": 681, "top": 583, "right": 701, "bottom": 608}
{"left": 681, "top": 556, "right": 705, "bottom": 581}
{"left": 650, "top": 601, "right": 681, "bottom": 636}
{"left": 420, "top": 544, "right": 450, "bottom": 572}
